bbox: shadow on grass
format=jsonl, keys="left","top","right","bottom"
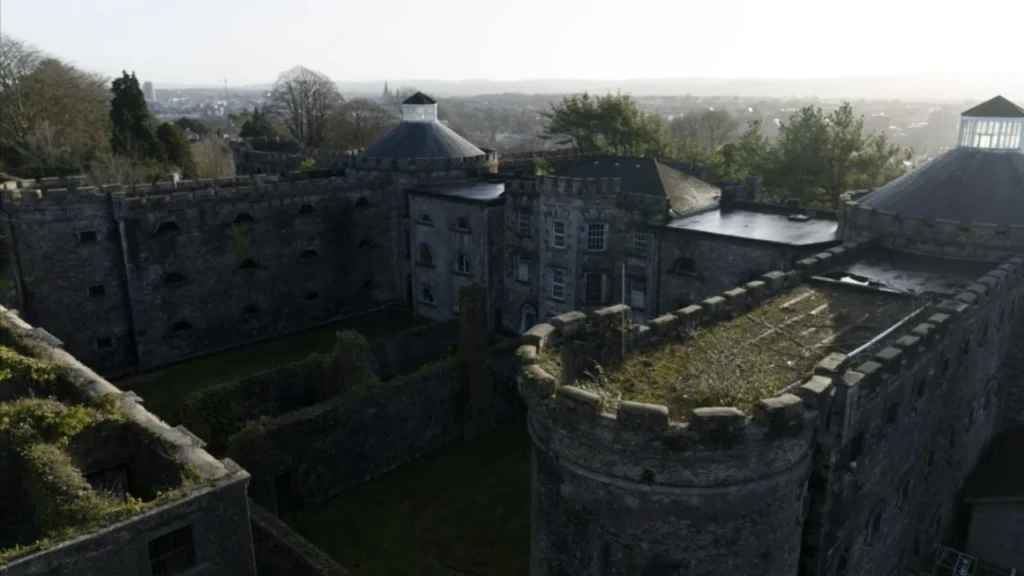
{"left": 283, "top": 418, "right": 531, "bottom": 576}
{"left": 116, "top": 307, "right": 425, "bottom": 422}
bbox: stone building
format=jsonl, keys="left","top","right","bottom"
{"left": 0, "top": 307, "right": 256, "bottom": 575}
{"left": 517, "top": 95, "right": 1024, "bottom": 576}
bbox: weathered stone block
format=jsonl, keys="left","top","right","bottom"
{"left": 814, "top": 352, "right": 848, "bottom": 376}
{"left": 892, "top": 335, "right": 921, "bottom": 351}
{"left": 592, "top": 304, "right": 630, "bottom": 322}
{"left": 556, "top": 386, "right": 602, "bottom": 420}
{"left": 744, "top": 280, "right": 767, "bottom": 303}
{"left": 522, "top": 323, "right": 556, "bottom": 351}
{"left": 854, "top": 360, "right": 884, "bottom": 391}
{"left": 519, "top": 364, "right": 557, "bottom": 399}
{"left": 648, "top": 314, "right": 678, "bottom": 335}
{"left": 874, "top": 347, "right": 904, "bottom": 374}
{"left": 753, "top": 394, "right": 804, "bottom": 431}
{"left": 631, "top": 324, "right": 653, "bottom": 348}
{"left": 827, "top": 246, "right": 847, "bottom": 259}
{"left": 912, "top": 322, "right": 936, "bottom": 343}
{"left": 516, "top": 344, "right": 538, "bottom": 365}
{"left": 723, "top": 288, "right": 748, "bottom": 314}
{"left": 761, "top": 271, "right": 787, "bottom": 291}
{"left": 617, "top": 401, "right": 669, "bottom": 432}
{"left": 784, "top": 270, "right": 802, "bottom": 287}
{"left": 813, "top": 252, "right": 834, "bottom": 269}
{"left": 797, "top": 375, "right": 833, "bottom": 413}
{"left": 550, "top": 311, "right": 587, "bottom": 337}
{"left": 954, "top": 291, "right": 979, "bottom": 306}
{"left": 700, "top": 296, "right": 726, "bottom": 319}
{"left": 689, "top": 407, "right": 746, "bottom": 442}
{"left": 795, "top": 257, "right": 819, "bottom": 274}
{"left": 674, "top": 305, "right": 703, "bottom": 330}
{"left": 937, "top": 300, "right": 970, "bottom": 318}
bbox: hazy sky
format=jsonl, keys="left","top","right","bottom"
{"left": 2, "top": 0, "right": 1021, "bottom": 86}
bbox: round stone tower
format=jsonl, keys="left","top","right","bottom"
{"left": 518, "top": 304, "right": 818, "bottom": 576}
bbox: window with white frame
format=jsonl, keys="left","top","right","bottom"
{"left": 455, "top": 253, "right": 471, "bottom": 274}
{"left": 584, "top": 272, "right": 608, "bottom": 304}
{"left": 586, "top": 223, "right": 607, "bottom": 251}
{"left": 631, "top": 229, "right": 650, "bottom": 256}
{"left": 517, "top": 209, "right": 532, "bottom": 235}
{"left": 550, "top": 268, "right": 566, "bottom": 301}
{"left": 516, "top": 253, "right": 531, "bottom": 282}
{"left": 628, "top": 275, "right": 646, "bottom": 309}
{"left": 551, "top": 220, "right": 566, "bottom": 248}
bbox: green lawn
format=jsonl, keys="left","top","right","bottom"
{"left": 116, "top": 307, "right": 425, "bottom": 422}
{"left": 283, "top": 419, "right": 532, "bottom": 576}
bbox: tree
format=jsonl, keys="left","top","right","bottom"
{"left": 541, "top": 92, "right": 672, "bottom": 157}
{"left": 239, "top": 107, "right": 278, "bottom": 139}
{"left": 191, "top": 136, "right": 236, "bottom": 178}
{"left": 773, "top": 105, "right": 831, "bottom": 204}
{"left": 110, "top": 71, "right": 160, "bottom": 160}
{"left": 175, "top": 117, "right": 208, "bottom": 137}
{"left": 156, "top": 122, "right": 196, "bottom": 177}
{"left": 0, "top": 35, "right": 110, "bottom": 176}
{"left": 717, "top": 121, "right": 774, "bottom": 181}
{"left": 330, "top": 98, "right": 395, "bottom": 150}
{"left": 668, "top": 109, "right": 740, "bottom": 164}
{"left": 268, "top": 66, "right": 344, "bottom": 147}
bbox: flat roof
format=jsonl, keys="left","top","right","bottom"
{"left": 822, "top": 249, "right": 995, "bottom": 296}
{"left": 412, "top": 181, "right": 505, "bottom": 203}
{"left": 543, "top": 281, "right": 921, "bottom": 420}
{"left": 665, "top": 208, "right": 839, "bottom": 246}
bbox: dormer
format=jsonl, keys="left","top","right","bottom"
{"left": 956, "top": 95, "right": 1024, "bottom": 152}
{"left": 401, "top": 92, "right": 438, "bottom": 123}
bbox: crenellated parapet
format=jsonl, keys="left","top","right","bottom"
{"left": 517, "top": 237, "right": 880, "bottom": 576}
{"left": 841, "top": 199, "right": 1024, "bottom": 259}
{"left": 502, "top": 175, "right": 623, "bottom": 197}
{"left": 235, "top": 143, "right": 500, "bottom": 175}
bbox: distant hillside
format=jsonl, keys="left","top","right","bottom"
{"left": 161, "top": 74, "right": 1024, "bottom": 103}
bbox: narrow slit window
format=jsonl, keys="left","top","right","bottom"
{"left": 233, "top": 212, "right": 255, "bottom": 224}
{"left": 88, "top": 285, "right": 106, "bottom": 298}
{"left": 164, "top": 272, "right": 186, "bottom": 285}
{"left": 298, "top": 204, "right": 315, "bottom": 215}
{"left": 355, "top": 197, "right": 370, "bottom": 208}
{"left": 171, "top": 320, "right": 192, "bottom": 332}
{"left": 79, "top": 230, "right": 98, "bottom": 245}
{"left": 155, "top": 221, "right": 180, "bottom": 234}
{"left": 239, "top": 258, "right": 259, "bottom": 270}
{"left": 301, "top": 248, "right": 318, "bottom": 259}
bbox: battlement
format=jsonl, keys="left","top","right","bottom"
{"left": 497, "top": 149, "right": 583, "bottom": 163}
{"left": 517, "top": 239, "right": 889, "bottom": 447}
{"left": 843, "top": 201, "right": 1024, "bottom": 255}
{"left": 235, "top": 144, "right": 500, "bottom": 175}
{"left": 502, "top": 175, "right": 623, "bottom": 197}
{"left": 1, "top": 172, "right": 386, "bottom": 212}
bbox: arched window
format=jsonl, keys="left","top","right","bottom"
{"left": 519, "top": 304, "right": 538, "bottom": 334}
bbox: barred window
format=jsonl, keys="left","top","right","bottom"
{"left": 551, "top": 220, "right": 566, "bottom": 248}
{"left": 550, "top": 268, "right": 566, "bottom": 301}
{"left": 586, "top": 223, "right": 607, "bottom": 251}
{"left": 148, "top": 525, "right": 196, "bottom": 576}
{"left": 631, "top": 229, "right": 650, "bottom": 255}
{"left": 517, "top": 210, "right": 532, "bottom": 235}
{"left": 517, "top": 254, "right": 531, "bottom": 282}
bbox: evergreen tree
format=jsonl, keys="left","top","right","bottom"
{"left": 156, "top": 122, "right": 197, "bottom": 177}
{"left": 541, "top": 92, "right": 672, "bottom": 157}
{"left": 239, "top": 107, "right": 278, "bottom": 139}
{"left": 109, "top": 71, "right": 159, "bottom": 160}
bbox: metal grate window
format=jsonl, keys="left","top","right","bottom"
{"left": 148, "top": 525, "right": 196, "bottom": 576}
{"left": 517, "top": 210, "right": 532, "bottom": 235}
{"left": 551, "top": 221, "right": 566, "bottom": 248}
{"left": 550, "top": 268, "right": 566, "bottom": 301}
{"left": 631, "top": 229, "right": 650, "bottom": 255}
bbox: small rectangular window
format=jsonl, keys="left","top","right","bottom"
{"left": 551, "top": 220, "right": 566, "bottom": 248}
{"left": 455, "top": 254, "right": 471, "bottom": 274}
{"left": 88, "top": 285, "right": 106, "bottom": 298}
{"left": 584, "top": 272, "right": 608, "bottom": 304}
{"left": 586, "top": 223, "right": 607, "bottom": 251}
{"left": 306, "top": 291, "right": 320, "bottom": 301}
{"left": 420, "top": 285, "right": 435, "bottom": 304}
{"left": 628, "top": 275, "right": 646, "bottom": 309}
{"left": 631, "top": 229, "right": 650, "bottom": 255}
{"left": 550, "top": 268, "right": 566, "bottom": 301}
{"left": 79, "top": 230, "right": 98, "bottom": 245}
{"left": 148, "top": 525, "right": 197, "bottom": 576}
{"left": 886, "top": 402, "right": 900, "bottom": 424}
{"left": 517, "top": 210, "right": 532, "bottom": 235}
{"left": 516, "top": 254, "right": 531, "bottom": 283}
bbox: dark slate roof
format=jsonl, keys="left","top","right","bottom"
{"left": 359, "top": 121, "right": 485, "bottom": 159}
{"left": 962, "top": 95, "right": 1024, "bottom": 118}
{"left": 666, "top": 208, "right": 838, "bottom": 246}
{"left": 555, "top": 156, "right": 720, "bottom": 215}
{"left": 834, "top": 249, "right": 994, "bottom": 295}
{"left": 402, "top": 92, "right": 436, "bottom": 105}
{"left": 858, "top": 147, "right": 1024, "bottom": 226}
{"left": 962, "top": 426, "right": 1024, "bottom": 503}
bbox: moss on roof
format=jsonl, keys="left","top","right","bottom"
{"left": 547, "top": 283, "right": 922, "bottom": 420}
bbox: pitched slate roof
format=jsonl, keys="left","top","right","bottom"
{"left": 359, "top": 120, "right": 485, "bottom": 159}
{"left": 962, "top": 426, "right": 1024, "bottom": 503}
{"left": 858, "top": 147, "right": 1024, "bottom": 226}
{"left": 962, "top": 95, "right": 1024, "bottom": 118}
{"left": 402, "top": 92, "right": 436, "bottom": 105}
{"left": 555, "top": 156, "right": 720, "bottom": 215}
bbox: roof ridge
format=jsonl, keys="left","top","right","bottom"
{"left": 961, "top": 95, "right": 1024, "bottom": 118}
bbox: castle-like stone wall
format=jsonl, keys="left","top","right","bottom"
{"left": 1, "top": 175, "right": 402, "bottom": 375}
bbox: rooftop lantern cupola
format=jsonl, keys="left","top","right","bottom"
{"left": 957, "top": 95, "right": 1024, "bottom": 152}
{"left": 401, "top": 92, "right": 438, "bottom": 123}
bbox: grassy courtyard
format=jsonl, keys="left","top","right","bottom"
{"left": 283, "top": 418, "right": 532, "bottom": 576}
{"left": 116, "top": 307, "right": 425, "bottom": 422}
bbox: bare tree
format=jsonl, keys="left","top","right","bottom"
{"left": 191, "top": 136, "right": 236, "bottom": 178}
{"left": 668, "top": 109, "right": 740, "bottom": 161}
{"left": 1, "top": 34, "right": 110, "bottom": 174}
{"left": 331, "top": 99, "right": 396, "bottom": 150}
{"left": 268, "top": 66, "right": 344, "bottom": 147}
